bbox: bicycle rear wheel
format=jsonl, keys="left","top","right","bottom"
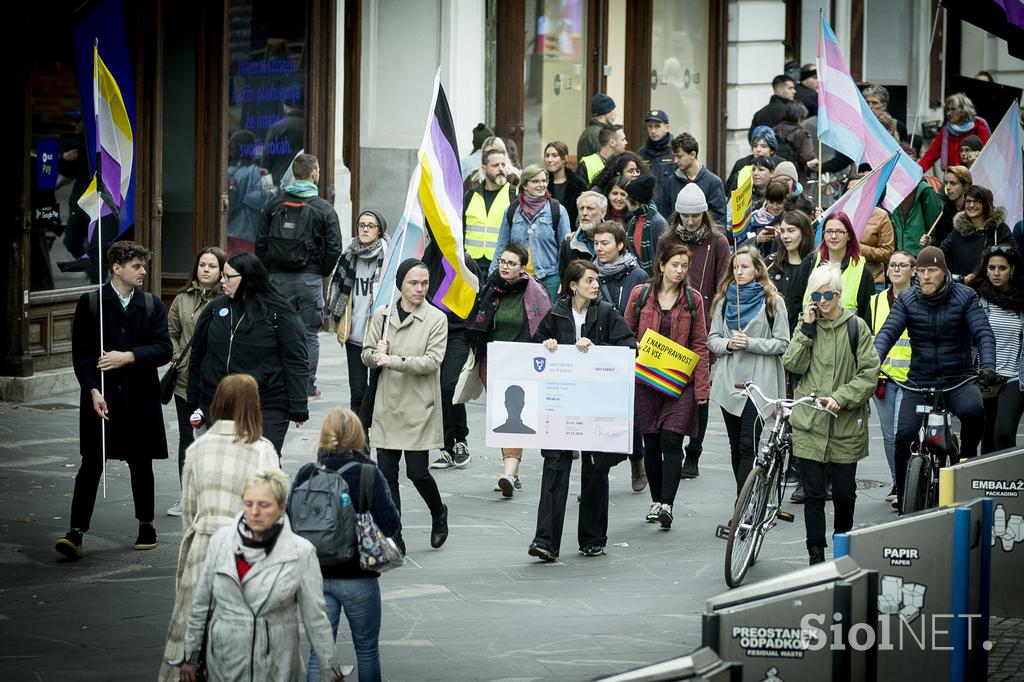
{"left": 751, "top": 454, "right": 784, "bottom": 567}
{"left": 902, "top": 454, "right": 933, "bottom": 514}
{"left": 725, "top": 465, "right": 769, "bottom": 588}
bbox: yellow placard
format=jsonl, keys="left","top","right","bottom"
{"left": 637, "top": 328, "right": 699, "bottom": 374}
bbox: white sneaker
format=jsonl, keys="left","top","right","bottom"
{"left": 166, "top": 500, "right": 182, "bottom": 517}
{"left": 645, "top": 502, "right": 661, "bottom": 523}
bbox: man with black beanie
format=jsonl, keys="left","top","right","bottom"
{"left": 576, "top": 93, "right": 618, "bottom": 159}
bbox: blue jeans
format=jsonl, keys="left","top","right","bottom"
{"left": 307, "top": 577, "right": 382, "bottom": 682}
{"left": 872, "top": 382, "right": 902, "bottom": 484}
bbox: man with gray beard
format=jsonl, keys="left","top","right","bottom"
{"left": 558, "top": 191, "right": 607, "bottom": 276}
{"left": 463, "top": 149, "right": 516, "bottom": 276}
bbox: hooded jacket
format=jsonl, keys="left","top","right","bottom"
{"left": 940, "top": 207, "right": 1013, "bottom": 278}
{"left": 655, "top": 166, "right": 728, "bottom": 229}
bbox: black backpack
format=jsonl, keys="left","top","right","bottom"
{"left": 287, "top": 462, "right": 361, "bottom": 566}
{"left": 633, "top": 282, "right": 697, "bottom": 321}
{"left": 506, "top": 197, "right": 562, "bottom": 236}
{"left": 265, "top": 197, "right": 314, "bottom": 270}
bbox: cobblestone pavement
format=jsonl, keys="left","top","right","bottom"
{"left": 0, "top": 333, "right": 1020, "bottom": 680}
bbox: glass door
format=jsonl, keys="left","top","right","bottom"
{"left": 650, "top": 0, "right": 709, "bottom": 147}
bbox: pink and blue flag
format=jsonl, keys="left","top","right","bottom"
{"left": 817, "top": 16, "right": 921, "bottom": 213}
{"left": 815, "top": 153, "right": 900, "bottom": 246}
{"left": 969, "top": 102, "right": 1022, "bottom": 231}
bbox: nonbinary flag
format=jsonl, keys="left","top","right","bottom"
{"left": 969, "top": 102, "right": 1023, "bottom": 230}
{"left": 729, "top": 166, "right": 753, "bottom": 243}
{"left": 815, "top": 153, "right": 900, "bottom": 246}
{"left": 817, "top": 15, "right": 921, "bottom": 213}
{"left": 77, "top": 43, "right": 133, "bottom": 242}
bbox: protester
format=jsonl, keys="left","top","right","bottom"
{"left": 625, "top": 245, "right": 710, "bottom": 527}
{"left": 707, "top": 246, "right": 790, "bottom": 495}
{"left": 749, "top": 74, "right": 797, "bottom": 135}
{"left": 797, "top": 212, "right": 875, "bottom": 323}
{"left": 188, "top": 252, "right": 309, "bottom": 455}
{"left": 529, "top": 260, "right": 635, "bottom": 561}
{"left": 923, "top": 165, "right": 972, "bottom": 249}
{"left": 919, "top": 93, "right": 992, "bottom": 173}
{"left": 559, "top": 191, "right": 606, "bottom": 274}
{"left": 863, "top": 84, "right": 913, "bottom": 149}
{"left": 782, "top": 264, "right": 879, "bottom": 565}
{"left": 179, "top": 468, "right": 347, "bottom": 682}
{"left": 490, "top": 164, "right": 572, "bottom": 302}
{"left": 361, "top": 259, "right": 449, "bottom": 550}
{"left": 577, "top": 93, "right": 618, "bottom": 159}
{"left": 842, "top": 175, "right": 895, "bottom": 286}
{"left": 465, "top": 244, "right": 552, "bottom": 495}
{"left": 891, "top": 179, "right": 943, "bottom": 257}
{"left": 461, "top": 122, "right": 494, "bottom": 180}
{"left": 328, "top": 210, "right": 389, "bottom": 415}
{"left": 970, "top": 246, "right": 1024, "bottom": 453}
{"left": 256, "top": 153, "right": 342, "bottom": 400}
{"left": 297, "top": 408, "right": 401, "bottom": 682}
{"left": 748, "top": 178, "right": 789, "bottom": 254}
{"left": 543, "top": 141, "right": 587, "bottom": 227}
{"left": 166, "top": 246, "right": 226, "bottom": 517}
{"left": 869, "top": 251, "right": 915, "bottom": 502}
{"left": 159, "top": 374, "right": 279, "bottom": 682}
{"left": 773, "top": 162, "right": 815, "bottom": 215}
{"left": 465, "top": 136, "right": 522, "bottom": 190}
{"left": 958, "top": 134, "right": 984, "bottom": 169}
{"left": 725, "top": 126, "right": 779, "bottom": 196}
{"left": 577, "top": 125, "right": 628, "bottom": 185}
{"left": 772, "top": 102, "right": 819, "bottom": 183}
{"left": 55, "top": 241, "right": 173, "bottom": 560}
{"left": 594, "top": 221, "right": 649, "bottom": 314}
{"left": 940, "top": 185, "right": 1013, "bottom": 280}
{"left": 589, "top": 151, "right": 646, "bottom": 195}
{"left": 464, "top": 148, "right": 517, "bottom": 275}
{"left": 623, "top": 175, "right": 668, "bottom": 276}
{"left": 874, "top": 246, "right": 996, "bottom": 511}
{"left": 656, "top": 133, "right": 728, "bottom": 228}
{"left": 748, "top": 156, "right": 778, "bottom": 208}
{"left": 605, "top": 176, "right": 632, "bottom": 226}
{"left": 794, "top": 64, "right": 818, "bottom": 116}
{"left": 637, "top": 109, "right": 675, "bottom": 192}
{"left": 767, "top": 210, "right": 815, "bottom": 332}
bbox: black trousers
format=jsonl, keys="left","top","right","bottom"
{"left": 722, "top": 400, "right": 763, "bottom": 496}
{"left": 173, "top": 395, "right": 195, "bottom": 484}
{"left": 800, "top": 459, "right": 857, "bottom": 551}
{"left": 262, "top": 407, "right": 290, "bottom": 456}
{"left": 686, "top": 402, "right": 710, "bottom": 459}
{"left": 70, "top": 452, "right": 154, "bottom": 532}
{"left": 376, "top": 449, "right": 444, "bottom": 517}
{"left": 439, "top": 329, "right": 471, "bottom": 450}
{"left": 533, "top": 450, "right": 625, "bottom": 554}
{"left": 629, "top": 428, "right": 644, "bottom": 463}
{"left": 643, "top": 430, "right": 685, "bottom": 505}
{"left": 345, "top": 341, "right": 370, "bottom": 415}
{"left": 983, "top": 380, "right": 1024, "bottom": 454}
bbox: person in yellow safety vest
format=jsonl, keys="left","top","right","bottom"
{"left": 800, "top": 211, "right": 876, "bottom": 325}
{"left": 464, "top": 148, "right": 516, "bottom": 274}
{"left": 576, "top": 125, "right": 628, "bottom": 187}
{"left": 870, "top": 250, "right": 914, "bottom": 503}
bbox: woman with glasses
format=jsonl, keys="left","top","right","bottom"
{"left": 798, "top": 211, "right": 876, "bottom": 324}
{"left": 940, "top": 185, "right": 1013, "bottom": 281}
{"left": 187, "top": 253, "right": 309, "bottom": 455}
{"left": 919, "top": 93, "right": 991, "bottom": 174}
{"left": 782, "top": 264, "right": 879, "bottom": 565}
{"left": 327, "top": 210, "right": 389, "bottom": 415}
{"left": 970, "top": 245, "right": 1024, "bottom": 453}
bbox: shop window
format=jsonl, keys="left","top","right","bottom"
{"left": 650, "top": 0, "right": 709, "bottom": 149}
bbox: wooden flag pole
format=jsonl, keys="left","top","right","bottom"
{"left": 923, "top": 212, "right": 943, "bottom": 240}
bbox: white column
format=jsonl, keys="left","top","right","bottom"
{"left": 333, "top": 5, "right": 351, "bottom": 237}
{"left": 440, "top": 0, "right": 487, "bottom": 159}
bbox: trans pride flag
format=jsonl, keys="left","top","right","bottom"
{"left": 969, "top": 102, "right": 1022, "bottom": 230}
{"left": 817, "top": 16, "right": 921, "bottom": 213}
{"left": 814, "top": 153, "right": 899, "bottom": 246}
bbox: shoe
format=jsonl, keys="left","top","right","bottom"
{"left": 645, "top": 502, "right": 661, "bottom": 523}
{"left": 680, "top": 458, "right": 699, "bottom": 479}
{"left": 55, "top": 529, "right": 83, "bottom": 560}
{"left": 790, "top": 484, "right": 806, "bottom": 504}
{"left": 134, "top": 523, "right": 158, "bottom": 550}
{"left": 308, "top": 388, "right": 322, "bottom": 400}
{"left": 808, "top": 547, "right": 826, "bottom": 565}
{"left": 884, "top": 485, "right": 897, "bottom": 503}
{"left": 497, "top": 475, "right": 515, "bottom": 498}
{"left": 512, "top": 475, "right": 522, "bottom": 490}
{"left": 452, "top": 442, "right": 471, "bottom": 468}
{"left": 631, "top": 459, "right": 648, "bottom": 493}
{"left": 580, "top": 545, "right": 605, "bottom": 557}
{"left": 528, "top": 543, "right": 558, "bottom": 562}
{"left": 658, "top": 504, "right": 673, "bottom": 529}
{"left": 166, "top": 499, "right": 182, "bottom": 517}
{"left": 430, "top": 505, "right": 449, "bottom": 549}
{"left": 430, "top": 450, "right": 454, "bottom": 469}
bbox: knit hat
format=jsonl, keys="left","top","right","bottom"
{"left": 675, "top": 184, "right": 708, "bottom": 215}
{"left": 471, "top": 123, "right": 494, "bottom": 151}
{"left": 591, "top": 93, "right": 616, "bottom": 116}
{"left": 519, "top": 164, "right": 545, "bottom": 185}
{"left": 959, "top": 135, "right": 983, "bottom": 152}
{"left": 396, "top": 258, "right": 428, "bottom": 290}
{"left": 625, "top": 175, "right": 656, "bottom": 205}
{"left": 357, "top": 209, "right": 388, "bottom": 236}
{"left": 915, "top": 246, "right": 948, "bottom": 273}
{"left": 772, "top": 161, "right": 799, "bottom": 184}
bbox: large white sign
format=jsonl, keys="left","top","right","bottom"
{"left": 484, "top": 341, "right": 634, "bottom": 454}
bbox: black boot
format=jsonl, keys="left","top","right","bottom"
{"left": 681, "top": 446, "right": 701, "bottom": 479}
{"left": 808, "top": 545, "right": 826, "bottom": 565}
{"left": 430, "top": 504, "right": 449, "bottom": 549}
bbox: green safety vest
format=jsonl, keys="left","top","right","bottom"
{"left": 464, "top": 184, "right": 514, "bottom": 261}
{"left": 870, "top": 289, "right": 911, "bottom": 382}
{"left": 804, "top": 254, "right": 866, "bottom": 313}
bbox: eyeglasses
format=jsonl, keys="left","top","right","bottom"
{"left": 810, "top": 291, "right": 838, "bottom": 303}
{"left": 823, "top": 229, "right": 847, "bottom": 237}
{"left": 497, "top": 259, "right": 521, "bottom": 268}
{"left": 889, "top": 262, "right": 912, "bottom": 270}
{"left": 357, "top": 222, "right": 379, "bottom": 231}
{"left": 221, "top": 272, "right": 241, "bottom": 281}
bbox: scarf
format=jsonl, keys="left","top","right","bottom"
{"left": 465, "top": 272, "right": 550, "bottom": 349}
{"left": 518, "top": 191, "right": 550, "bottom": 222}
{"left": 595, "top": 252, "right": 640, "bottom": 279}
{"left": 568, "top": 227, "right": 596, "bottom": 260}
{"left": 627, "top": 203, "right": 658, "bottom": 274}
{"left": 675, "top": 221, "right": 711, "bottom": 244}
{"left": 283, "top": 180, "right": 319, "bottom": 198}
{"left": 234, "top": 515, "right": 285, "bottom": 564}
{"left": 326, "top": 236, "right": 389, "bottom": 318}
{"left": 724, "top": 282, "right": 766, "bottom": 330}
{"left": 948, "top": 119, "right": 976, "bottom": 135}
{"left": 978, "top": 281, "right": 1024, "bottom": 312}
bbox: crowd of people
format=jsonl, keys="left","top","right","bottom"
{"left": 51, "top": 77, "right": 1021, "bottom": 679}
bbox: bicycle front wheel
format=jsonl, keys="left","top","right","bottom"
{"left": 902, "top": 454, "right": 933, "bottom": 514}
{"left": 725, "top": 465, "right": 769, "bottom": 588}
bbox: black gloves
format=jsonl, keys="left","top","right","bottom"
{"left": 979, "top": 366, "right": 999, "bottom": 386}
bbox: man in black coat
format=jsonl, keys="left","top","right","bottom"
{"left": 55, "top": 241, "right": 173, "bottom": 560}
{"left": 794, "top": 64, "right": 818, "bottom": 117}
{"left": 749, "top": 75, "right": 796, "bottom": 137}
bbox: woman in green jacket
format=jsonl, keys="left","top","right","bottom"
{"left": 782, "top": 264, "right": 879, "bottom": 565}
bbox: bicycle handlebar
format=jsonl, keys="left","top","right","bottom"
{"left": 879, "top": 369, "right": 979, "bottom": 395}
{"left": 733, "top": 381, "right": 837, "bottom": 417}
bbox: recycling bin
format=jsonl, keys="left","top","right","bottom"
{"left": 939, "top": 447, "right": 1024, "bottom": 618}
{"left": 593, "top": 647, "right": 741, "bottom": 681}
{"left": 834, "top": 498, "right": 993, "bottom": 682}
{"left": 702, "top": 556, "right": 877, "bottom": 682}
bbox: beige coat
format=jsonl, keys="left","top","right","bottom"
{"left": 159, "top": 420, "right": 279, "bottom": 681}
{"left": 168, "top": 283, "right": 220, "bottom": 398}
{"left": 361, "top": 302, "right": 448, "bottom": 450}
{"left": 859, "top": 208, "right": 895, "bottom": 284}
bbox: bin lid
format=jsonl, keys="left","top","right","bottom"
{"left": 845, "top": 505, "right": 955, "bottom": 537}
{"left": 706, "top": 556, "right": 862, "bottom": 611}
{"left": 593, "top": 647, "right": 730, "bottom": 681}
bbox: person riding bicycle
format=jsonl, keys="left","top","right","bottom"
{"left": 782, "top": 264, "right": 879, "bottom": 565}
{"left": 873, "top": 246, "right": 997, "bottom": 512}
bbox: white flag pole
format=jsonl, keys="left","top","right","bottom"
{"left": 380, "top": 225, "right": 410, "bottom": 345}
{"left": 93, "top": 38, "right": 108, "bottom": 499}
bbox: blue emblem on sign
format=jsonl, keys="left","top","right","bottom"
{"left": 533, "top": 357, "right": 546, "bottom": 373}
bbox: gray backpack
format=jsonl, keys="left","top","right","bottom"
{"left": 287, "top": 462, "right": 360, "bottom": 566}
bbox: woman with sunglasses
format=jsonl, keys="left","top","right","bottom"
{"left": 940, "top": 185, "right": 1013, "bottom": 281}
{"left": 782, "top": 264, "right": 879, "bottom": 565}
{"left": 970, "top": 245, "right": 1024, "bottom": 453}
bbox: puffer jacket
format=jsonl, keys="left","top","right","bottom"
{"left": 940, "top": 208, "right": 1013, "bottom": 278}
{"left": 874, "top": 278, "right": 996, "bottom": 386}
{"left": 782, "top": 308, "right": 880, "bottom": 463}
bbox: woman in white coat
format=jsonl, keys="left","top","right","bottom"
{"left": 179, "top": 468, "right": 346, "bottom": 682}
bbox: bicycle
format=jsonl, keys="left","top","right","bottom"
{"left": 879, "top": 369, "right": 978, "bottom": 514}
{"left": 719, "top": 381, "right": 835, "bottom": 588}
